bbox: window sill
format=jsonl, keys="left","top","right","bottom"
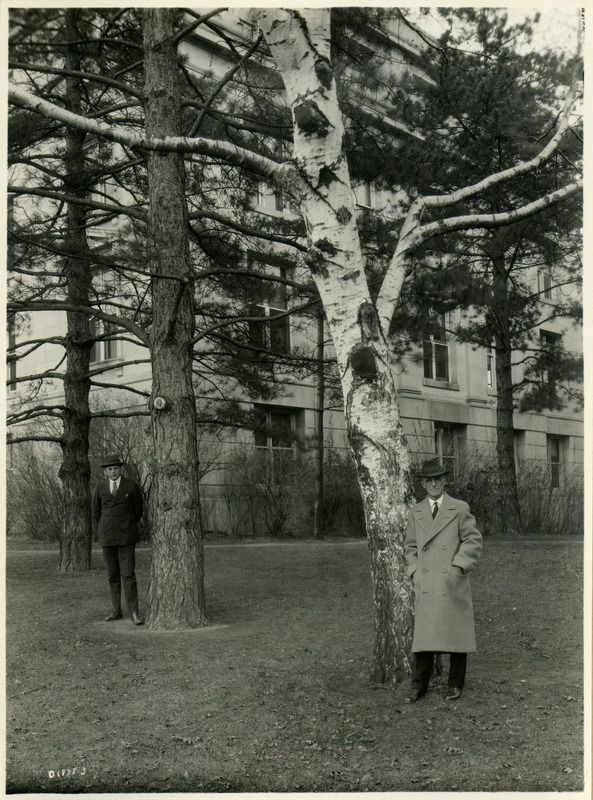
{"left": 422, "top": 378, "right": 459, "bottom": 391}
{"left": 487, "top": 388, "right": 497, "bottom": 397}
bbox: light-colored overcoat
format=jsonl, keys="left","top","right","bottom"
{"left": 91, "top": 476, "right": 144, "bottom": 547}
{"left": 405, "top": 492, "right": 482, "bottom": 653}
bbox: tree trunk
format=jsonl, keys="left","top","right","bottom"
{"left": 346, "top": 350, "right": 415, "bottom": 683}
{"left": 256, "top": 9, "right": 414, "bottom": 683}
{"left": 314, "top": 309, "right": 325, "bottom": 540}
{"left": 144, "top": 8, "right": 206, "bottom": 628}
{"left": 58, "top": 9, "right": 92, "bottom": 572}
{"left": 492, "top": 245, "right": 523, "bottom": 535}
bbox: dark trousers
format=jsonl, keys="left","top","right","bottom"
{"left": 102, "top": 545, "right": 139, "bottom": 616}
{"left": 411, "top": 651, "right": 467, "bottom": 690}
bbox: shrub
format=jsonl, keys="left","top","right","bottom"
{"left": 411, "top": 452, "right": 583, "bottom": 537}
{"left": 219, "top": 443, "right": 365, "bottom": 538}
{"left": 6, "top": 443, "right": 63, "bottom": 541}
{"left": 221, "top": 447, "right": 312, "bottom": 538}
{"left": 319, "top": 445, "right": 365, "bottom": 536}
{"left": 517, "top": 460, "right": 583, "bottom": 536}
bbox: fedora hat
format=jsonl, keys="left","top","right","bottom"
{"left": 100, "top": 453, "right": 125, "bottom": 468}
{"left": 417, "top": 458, "right": 449, "bottom": 478}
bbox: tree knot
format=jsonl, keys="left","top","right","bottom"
{"left": 294, "top": 100, "right": 330, "bottom": 136}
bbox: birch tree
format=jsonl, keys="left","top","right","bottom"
{"left": 251, "top": 8, "right": 581, "bottom": 680}
{"left": 9, "top": 7, "right": 582, "bottom": 680}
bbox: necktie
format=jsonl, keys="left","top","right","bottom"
{"left": 111, "top": 481, "right": 117, "bottom": 497}
{"left": 432, "top": 502, "right": 439, "bottom": 519}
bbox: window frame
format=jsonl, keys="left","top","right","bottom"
{"left": 538, "top": 268, "right": 554, "bottom": 302}
{"left": 254, "top": 406, "right": 296, "bottom": 453}
{"left": 89, "top": 316, "right": 119, "bottom": 364}
{"left": 247, "top": 266, "right": 291, "bottom": 356}
{"left": 7, "top": 317, "right": 17, "bottom": 393}
{"left": 539, "top": 329, "right": 561, "bottom": 391}
{"left": 547, "top": 435, "right": 562, "bottom": 489}
{"left": 434, "top": 421, "right": 465, "bottom": 476}
{"left": 355, "top": 180, "right": 375, "bottom": 209}
{"left": 423, "top": 311, "right": 449, "bottom": 382}
{"left": 487, "top": 344, "right": 496, "bottom": 389}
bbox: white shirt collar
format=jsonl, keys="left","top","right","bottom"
{"left": 430, "top": 493, "right": 444, "bottom": 509}
{"left": 111, "top": 477, "right": 121, "bottom": 489}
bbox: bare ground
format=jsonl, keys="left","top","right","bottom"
{"left": 5, "top": 536, "right": 584, "bottom": 793}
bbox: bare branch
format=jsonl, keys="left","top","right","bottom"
{"left": 9, "top": 61, "right": 144, "bottom": 99}
{"left": 7, "top": 299, "right": 149, "bottom": 343}
{"left": 9, "top": 83, "right": 297, "bottom": 188}
{"left": 188, "top": 31, "right": 264, "bottom": 137}
{"left": 8, "top": 184, "right": 146, "bottom": 222}
{"left": 409, "top": 181, "right": 582, "bottom": 247}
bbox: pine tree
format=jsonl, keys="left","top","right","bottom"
{"left": 8, "top": 7, "right": 581, "bottom": 677}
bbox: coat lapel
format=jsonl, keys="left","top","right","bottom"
{"left": 413, "top": 498, "right": 433, "bottom": 538}
{"left": 418, "top": 494, "right": 459, "bottom": 545}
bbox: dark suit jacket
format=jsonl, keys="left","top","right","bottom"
{"left": 92, "top": 476, "right": 144, "bottom": 547}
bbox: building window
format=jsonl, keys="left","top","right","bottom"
{"left": 423, "top": 312, "right": 449, "bottom": 381}
{"left": 547, "top": 435, "right": 562, "bottom": 489}
{"left": 487, "top": 345, "right": 496, "bottom": 389}
{"left": 248, "top": 269, "right": 290, "bottom": 355}
{"left": 513, "top": 429, "right": 526, "bottom": 473}
{"left": 7, "top": 317, "right": 17, "bottom": 392}
{"left": 90, "top": 317, "right": 118, "bottom": 363}
{"left": 256, "top": 182, "right": 284, "bottom": 213}
{"left": 539, "top": 329, "right": 561, "bottom": 391}
{"left": 355, "top": 180, "right": 375, "bottom": 209}
{"left": 538, "top": 268, "right": 553, "bottom": 301}
{"left": 434, "top": 422, "right": 465, "bottom": 475}
{"left": 254, "top": 406, "right": 295, "bottom": 452}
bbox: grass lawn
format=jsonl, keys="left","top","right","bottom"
{"left": 6, "top": 536, "right": 584, "bottom": 793}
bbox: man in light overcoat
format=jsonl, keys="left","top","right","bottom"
{"left": 404, "top": 458, "right": 482, "bottom": 702}
{"left": 92, "top": 453, "right": 145, "bottom": 625}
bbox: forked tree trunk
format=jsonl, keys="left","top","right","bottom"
{"left": 256, "top": 8, "right": 414, "bottom": 683}
{"left": 58, "top": 9, "right": 93, "bottom": 572}
{"left": 144, "top": 8, "right": 206, "bottom": 628}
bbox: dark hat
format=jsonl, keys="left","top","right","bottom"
{"left": 417, "top": 458, "right": 449, "bottom": 478}
{"left": 100, "top": 453, "right": 125, "bottom": 468}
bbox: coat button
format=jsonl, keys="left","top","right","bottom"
{"left": 422, "top": 568, "right": 428, "bottom": 573}
{"left": 442, "top": 568, "right": 448, "bottom": 572}
{"left": 442, "top": 591, "right": 447, "bottom": 595}
{"left": 422, "top": 546, "right": 428, "bottom": 551}
{"left": 441, "top": 545, "right": 446, "bottom": 549}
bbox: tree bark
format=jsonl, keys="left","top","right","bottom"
{"left": 491, "top": 241, "right": 523, "bottom": 535}
{"left": 144, "top": 8, "right": 206, "bottom": 628}
{"left": 255, "top": 9, "right": 414, "bottom": 683}
{"left": 313, "top": 308, "right": 325, "bottom": 540}
{"left": 58, "top": 9, "right": 93, "bottom": 572}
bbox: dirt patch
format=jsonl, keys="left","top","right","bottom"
{"left": 6, "top": 537, "right": 584, "bottom": 793}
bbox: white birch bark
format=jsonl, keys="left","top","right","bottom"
{"left": 253, "top": 8, "right": 414, "bottom": 683}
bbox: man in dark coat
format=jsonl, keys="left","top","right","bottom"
{"left": 92, "top": 453, "right": 145, "bottom": 625}
{"left": 404, "top": 458, "right": 482, "bottom": 702}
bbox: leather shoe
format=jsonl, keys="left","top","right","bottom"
{"left": 131, "top": 612, "right": 145, "bottom": 625}
{"left": 445, "top": 687, "right": 463, "bottom": 701}
{"left": 105, "top": 611, "right": 122, "bottom": 621}
{"left": 404, "top": 689, "right": 427, "bottom": 704}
